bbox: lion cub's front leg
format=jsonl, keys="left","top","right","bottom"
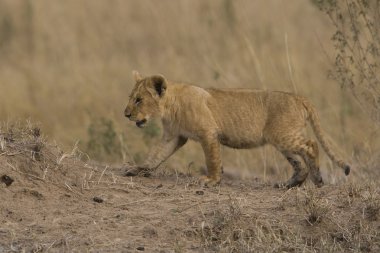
{"left": 200, "top": 136, "right": 222, "bottom": 187}
{"left": 125, "top": 136, "right": 187, "bottom": 176}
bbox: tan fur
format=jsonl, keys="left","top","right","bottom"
{"left": 124, "top": 72, "right": 350, "bottom": 187}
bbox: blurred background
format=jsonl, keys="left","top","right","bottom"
{"left": 0, "top": 0, "right": 378, "bottom": 183}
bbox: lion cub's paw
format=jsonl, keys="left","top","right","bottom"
{"left": 199, "top": 175, "right": 221, "bottom": 187}
{"left": 273, "top": 182, "right": 288, "bottom": 189}
{"left": 274, "top": 181, "right": 304, "bottom": 189}
{"left": 124, "top": 166, "right": 151, "bottom": 177}
{"left": 125, "top": 168, "right": 139, "bottom": 177}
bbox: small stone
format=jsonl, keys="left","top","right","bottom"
{"left": 1, "top": 175, "right": 14, "bottom": 186}
{"left": 93, "top": 197, "right": 104, "bottom": 203}
{"left": 136, "top": 246, "right": 145, "bottom": 251}
{"left": 195, "top": 190, "right": 204, "bottom": 195}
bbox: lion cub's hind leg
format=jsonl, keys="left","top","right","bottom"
{"left": 274, "top": 137, "right": 324, "bottom": 188}
{"left": 272, "top": 135, "right": 312, "bottom": 188}
{"left": 276, "top": 152, "right": 309, "bottom": 188}
{"left": 304, "top": 140, "right": 324, "bottom": 187}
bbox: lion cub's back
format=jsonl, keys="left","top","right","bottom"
{"left": 205, "top": 88, "right": 270, "bottom": 148}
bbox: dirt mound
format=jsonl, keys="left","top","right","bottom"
{"left": 0, "top": 123, "right": 379, "bottom": 252}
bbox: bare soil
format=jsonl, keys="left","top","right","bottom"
{"left": 0, "top": 127, "right": 379, "bottom": 253}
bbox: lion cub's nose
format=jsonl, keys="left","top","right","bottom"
{"left": 125, "top": 110, "right": 132, "bottom": 118}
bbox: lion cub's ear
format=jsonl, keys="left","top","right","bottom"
{"left": 132, "top": 70, "right": 143, "bottom": 82}
{"left": 150, "top": 75, "right": 167, "bottom": 97}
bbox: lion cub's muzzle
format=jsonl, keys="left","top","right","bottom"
{"left": 124, "top": 108, "right": 147, "bottom": 128}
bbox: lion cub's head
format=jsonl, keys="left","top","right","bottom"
{"left": 124, "top": 71, "right": 167, "bottom": 128}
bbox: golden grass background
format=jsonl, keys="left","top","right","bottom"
{"left": 0, "top": 0, "right": 378, "bottom": 183}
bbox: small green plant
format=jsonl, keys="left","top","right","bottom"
{"left": 0, "top": 9, "right": 13, "bottom": 50}
{"left": 142, "top": 119, "right": 161, "bottom": 145}
{"left": 86, "top": 117, "right": 122, "bottom": 162}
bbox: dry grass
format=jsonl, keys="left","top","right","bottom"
{"left": 0, "top": 123, "right": 379, "bottom": 252}
{"left": 192, "top": 184, "right": 380, "bottom": 252}
{"left": 0, "top": 0, "right": 379, "bottom": 184}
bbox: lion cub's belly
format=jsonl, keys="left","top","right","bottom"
{"left": 218, "top": 133, "right": 265, "bottom": 149}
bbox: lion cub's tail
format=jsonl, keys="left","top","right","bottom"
{"left": 302, "top": 99, "right": 350, "bottom": 175}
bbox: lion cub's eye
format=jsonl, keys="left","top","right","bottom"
{"left": 135, "top": 97, "right": 142, "bottom": 105}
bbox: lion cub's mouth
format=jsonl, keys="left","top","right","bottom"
{"left": 136, "top": 119, "right": 147, "bottom": 128}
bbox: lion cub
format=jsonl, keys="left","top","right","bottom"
{"left": 124, "top": 71, "right": 350, "bottom": 187}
